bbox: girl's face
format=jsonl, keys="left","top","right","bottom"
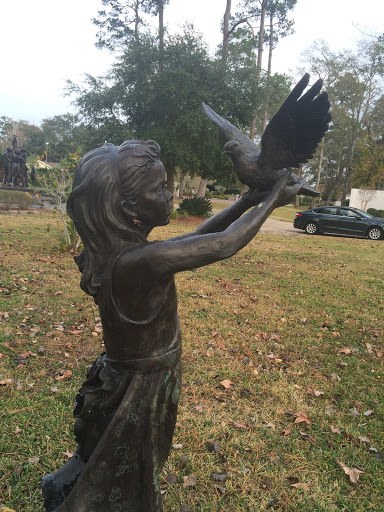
{"left": 131, "top": 160, "right": 173, "bottom": 228}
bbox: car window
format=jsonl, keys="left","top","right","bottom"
{"left": 320, "top": 207, "right": 338, "bottom": 215}
{"left": 339, "top": 209, "right": 349, "bottom": 216}
{"left": 346, "top": 210, "right": 360, "bottom": 218}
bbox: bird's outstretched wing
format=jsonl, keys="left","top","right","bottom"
{"left": 202, "top": 103, "right": 259, "bottom": 155}
{"left": 258, "top": 74, "right": 331, "bottom": 172}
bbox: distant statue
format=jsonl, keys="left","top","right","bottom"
{"left": 2, "top": 136, "right": 31, "bottom": 188}
{"left": 3, "top": 147, "right": 12, "bottom": 185}
{"left": 12, "top": 149, "right": 23, "bottom": 187}
{"left": 20, "top": 148, "right": 28, "bottom": 187}
{"left": 42, "top": 75, "right": 330, "bottom": 511}
{"left": 30, "top": 166, "right": 37, "bottom": 186}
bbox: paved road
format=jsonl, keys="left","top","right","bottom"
{"left": 259, "top": 217, "right": 305, "bottom": 237}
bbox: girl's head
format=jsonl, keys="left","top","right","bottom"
{"left": 67, "top": 140, "right": 172, "bottom": 295}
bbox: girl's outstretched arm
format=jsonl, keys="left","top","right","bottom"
{"left": 168, "top": 189, "right": 267, "bottom": 241}
{"left": 116, "top": 171, "right": 303, "bottom": 285}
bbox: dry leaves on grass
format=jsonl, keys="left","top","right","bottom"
{"left": 183, "top": 475, "right": 197, "bottom": 488}
{"left": 336, "top": 460, "right": 364, "bottom": 483}
{"left": 220, "top": 379, "right": 233, "bottom": 389}
{"left": 307, "top": 386, "right": 324, "bottom": 398}
{"left": 291, "top": 482, "right": 311, "bottom": 491}
{"left": 294, "top": 412, "right": 311, "bottom": 425}
{"left": 54, "top": 369, "right": 72, "bottom": 381}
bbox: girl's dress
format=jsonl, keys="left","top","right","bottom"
{"left": 42, "top": 244, "right": 182, "bottom": 511}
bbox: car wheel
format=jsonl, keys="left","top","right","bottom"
{"left": 367, "top": 226, "right": 383, "bottom": 240}
{"left": 304, "top": 222, "right": 319, "bottom": 235}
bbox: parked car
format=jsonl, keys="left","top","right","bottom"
{"left": 293, "top": 206, "right": 384, "bottom": 240}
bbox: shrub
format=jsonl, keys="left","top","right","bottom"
{"left": 212, "top": 193, "right": 229, "bottom": 200}
{"left": 0, "top": 190, "right": 32, "bottom": 210}
{"left": 377, "top": 210, "right": 384, "bottom": 218}
{"left": 225, "top": 188, "right": 241, "bottom": 195}
{"left": 367, "top": 208, "right": 378, "bottom": 216}
{"left": 177, "top": 196, "right": 212, "bottom": 217}
{"left": 170, "top": 209, "right": 178, "bottom": 220}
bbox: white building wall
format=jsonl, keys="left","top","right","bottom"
{"left": 350, "top": 188, "right": 384, "bottom": 211}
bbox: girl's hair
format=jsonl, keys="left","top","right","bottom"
{"left": 67, "top": 140, "right": 161, "bottom": 296}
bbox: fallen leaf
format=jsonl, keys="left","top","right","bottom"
{"left": 336, "top": 460, "right": 364, "bottom": 484}
{"left": 165, "top": 473, "right": 178, "bottom": 485}
{"left": 294, "top": 412, "right": 311, "bottom": 425}
{"left": 220, "top": 379, "right": 233, "bottom": 389}
{"left": 330, "top": 425, "right": 342, "bottom": 434}
{"left": 339, "top": 348, "right": 352, "bottom": 355}
{"left": 231, "top": 420, "right": 248, "bottom": 429}
{"left": 28, "top": 457, "right": 40, "bottom": 464}
{"left": 0, "top": 378, "right": 13, "bottom": 385}
{"left": 171, "top": 443, "right": 183, "bottom": 450}
{"left": 179, "top": 456, "right": 189, "bottom": 468}
{"left": 54, "top": 369, "right": 72, "bottom": 381}
{"left": 260, "top": 477, "right": 273, "bottom": 489}
{"left": 206, "top": 440, "right": 222, "bottom": 453}
{"left": 63, "top": 449, "right": 74, "bottom": 458}
{"left": 307, "top": 386, "right": 324, "bottom": 398}
{"left": 14, "top": 426, "right": 22, "bottom": 434}
{"left": 291, "top": 482, "right": 311, "bottom": 491}
{"left": 326, "top": 404, "right": 337, "bottom": 416}
{"left": 212, "top": 471, "right": 228, "bottom": 482}
{"left": 364, "top": 410, "right": 374, "bottom": 417}
{"left": 183, "top": 474, "right": 197, "bottom": 488}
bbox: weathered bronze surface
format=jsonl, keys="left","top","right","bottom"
{"left": 42, "top": 76, "right": 330, "bottom": 511}
{"left": 2, "top": 136, "right": 29, "bottom": 187}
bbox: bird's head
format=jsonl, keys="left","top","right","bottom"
{"left": 223, "top": 140, "right": 242, "bottom": 157}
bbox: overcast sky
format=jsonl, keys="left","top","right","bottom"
{"left": 0, "top": 0, "right": 382, "bottom": 125}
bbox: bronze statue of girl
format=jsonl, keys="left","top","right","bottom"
{"left": 42, "top": 139, "right": 303, "bottom": 511}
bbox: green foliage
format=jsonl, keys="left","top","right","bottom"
{"left": 212, "top": 193, "right": 229, "bottom": 200}
{"left": 58, "top": 218, "right": 82, "bottom": 252}
{"left": 177, "top": 196, "right": 212, "bottom": 217}
{"left": 0, "top": 190, "right": 32, "bottom": 210}
{"left": 225, "top": 188, "right": 241, "bottom": 195}
{"left": 367, "top": 208, "right": 384, "bottom": 218}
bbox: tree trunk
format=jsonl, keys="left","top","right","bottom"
{"left": 326, "top": 157, "right": 342, "bottom": 205}
{"left": 311, "top": 137, "right": 325, "bottom": 208}
{"left": 196, "top": 177, "right": 207, "bottom": 198}
{"left": 295, "top": 166, "right": 302, "bottom": 208}
{"left": 222, "top": 0, "right": 232, "bottom": 64}
{"left": 166, "top": 163, "right": 175, "bottom": 197}
{"left": 179, "top": 172, "right": 185, "bottom": 198}
{"left": 261, "top": 9, "right": 274, "bottom": 134}
{"left": 158, "top": 0, "right": 164, "bottom": 72}
{"left": 250, "top": 0, "right": 267, "bottom": 141}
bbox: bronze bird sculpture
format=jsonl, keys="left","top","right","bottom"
{"left": 203, "top": 73, "right": 331, "bottom": 197}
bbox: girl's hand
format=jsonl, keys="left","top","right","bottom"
{"left": 271, "top": 170, "right": 305, "bottom": 208}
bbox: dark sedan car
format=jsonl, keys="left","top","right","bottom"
{"left": 293, "top": 206, "right": 384, "bottom": 240}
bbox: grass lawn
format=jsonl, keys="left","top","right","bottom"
{"left": 0, "top": 211, "right": 383, "bottom": 512}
